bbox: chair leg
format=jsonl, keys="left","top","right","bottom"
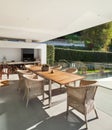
{"left": 60, "top": 84, "right": 62, "bottom": 88}
{"left": 94, "top": 108, "right": 98, "bottom": 118}
{"left": 23, "top": 89, "right": 27, "bottom": 100}
{"left": 84, "top": 115, "right": 88, "bottom": 129}
{"left": 7, "top": 73, "right": 9, "bottom": 79}
{"left": 0, "top": 73, "right": 2, "bottom": 80}
{"left": 26, "top": 97, "right": 29, "bottom": 107}
{"left": 66, "top": 103, "right": 69, "bottom": 117}
{"left": 42, "top": 93, "right": 44, "bottom": 102}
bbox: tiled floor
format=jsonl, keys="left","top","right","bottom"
{"left": 0, "top": 74, "right": 112, "bottom": 130}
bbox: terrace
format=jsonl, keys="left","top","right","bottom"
{"left": 0, "top": 69, "right": 112, "bottom": 130}
{"left": 0, "top": 0, "right": 112, "bottom": 130}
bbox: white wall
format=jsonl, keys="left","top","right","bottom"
{"left": 40, "top": 45, "right": 47, "bottom": 64}
{"left": 0, "top": 40, "right": 47, "bottom": 64}
{"left": 0, "top": 48, "right": 21, "bottom": 62}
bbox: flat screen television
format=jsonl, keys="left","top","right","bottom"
{"left": 22, "top": 49, "right": 34, "bottom": 61}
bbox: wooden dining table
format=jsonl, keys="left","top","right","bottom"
{"left": 26, "top": 65, "right": 85, "bottom": 107}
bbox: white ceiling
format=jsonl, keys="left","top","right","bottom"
{"left": 0, "top": 0, "right": 112, "bottom": 42}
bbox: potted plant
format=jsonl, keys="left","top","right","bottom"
{"left": 41, "top": 64, "right": 49, "bottom": 71}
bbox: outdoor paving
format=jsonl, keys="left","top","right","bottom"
{"left": 97, "top": 77, "right": 112, "bottom": 89}
{"left": 0, "top": 74, "right": 112, "bottom": 130}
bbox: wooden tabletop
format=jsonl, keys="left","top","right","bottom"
{"left": 26, "top": 65, "right": 41, "bottom": 72}
{"left": 26, "top": 65, "right": 85, "bottom": 85}
{"left": 26, "top": 65, "right": 85, "bottom": 107}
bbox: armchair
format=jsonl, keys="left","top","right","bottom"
{"left": 23, "top": 74, "right": 45, "bottom": 107}
{"left": 66, "top": 80, "right": 98, "bottom": 129}
{"left": 51, "top": 65, "right": 62, "bottom": 70}
{"left": 16, "top": 69, "right": 31, "bottom": 93}
{"left": 0, "top": 64, "right": 11, "bottom": 79}
{"left": 65, "top": 67, "right": 78, "bottom": 74}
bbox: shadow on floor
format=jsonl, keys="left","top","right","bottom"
{"left": 0, "top": 80, "right": 90, "bottom": 130}
{"left": 33, "top": 112, "right": 85, "bottom": 130}
{"left": 0, "top": 81, "right": 49, "bottom": 130}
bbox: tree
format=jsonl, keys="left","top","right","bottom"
{"left": 81, "top": 22, "right": 112, "bottom": 51}
{"left": 103, "top": 23, "right": 112, "bottom": 50}
{"left": 63, "top": 32, "right": 81, "bottom": 43}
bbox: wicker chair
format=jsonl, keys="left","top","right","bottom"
{"left": 0, "top": 64, "right": 11, "bottom": 79}
{"left": 0, "top": 65, "right": 2, "bottom": 79}
{"left": 25, "top": 64, "right": 35, "bottom": 69}
{"left": 65, "top": 67, "right": 78, "bottom": 74}
{"left": 16, "top": 69, "right": 31, "bottom": 93}
{"left": 51, "top": 65, "right": 62, "bottom": 70}
{"left": 65, "top": 67, "right": 78, "bottom": 86}
{"left": 23, "top": 74, "right": 45, "bottom": 107}
{"left": 66, "top": 80, "right": 99, "bottom": 129}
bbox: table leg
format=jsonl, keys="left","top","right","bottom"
{"left": 49, "top": 80, "right": 52, "bottom": 107}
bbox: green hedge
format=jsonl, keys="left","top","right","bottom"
{"left": 47, "top": 45, "right": 55, "bottom": 65}
{"left": 55, "top": 48, "right": 112, "bottom": 63}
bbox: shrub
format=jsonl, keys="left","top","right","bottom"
{"left": 55, "top": 48, "right": 112, "bottom": 63}
{"left": 47, "top": 45, "right": 55, "bottom": 65}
